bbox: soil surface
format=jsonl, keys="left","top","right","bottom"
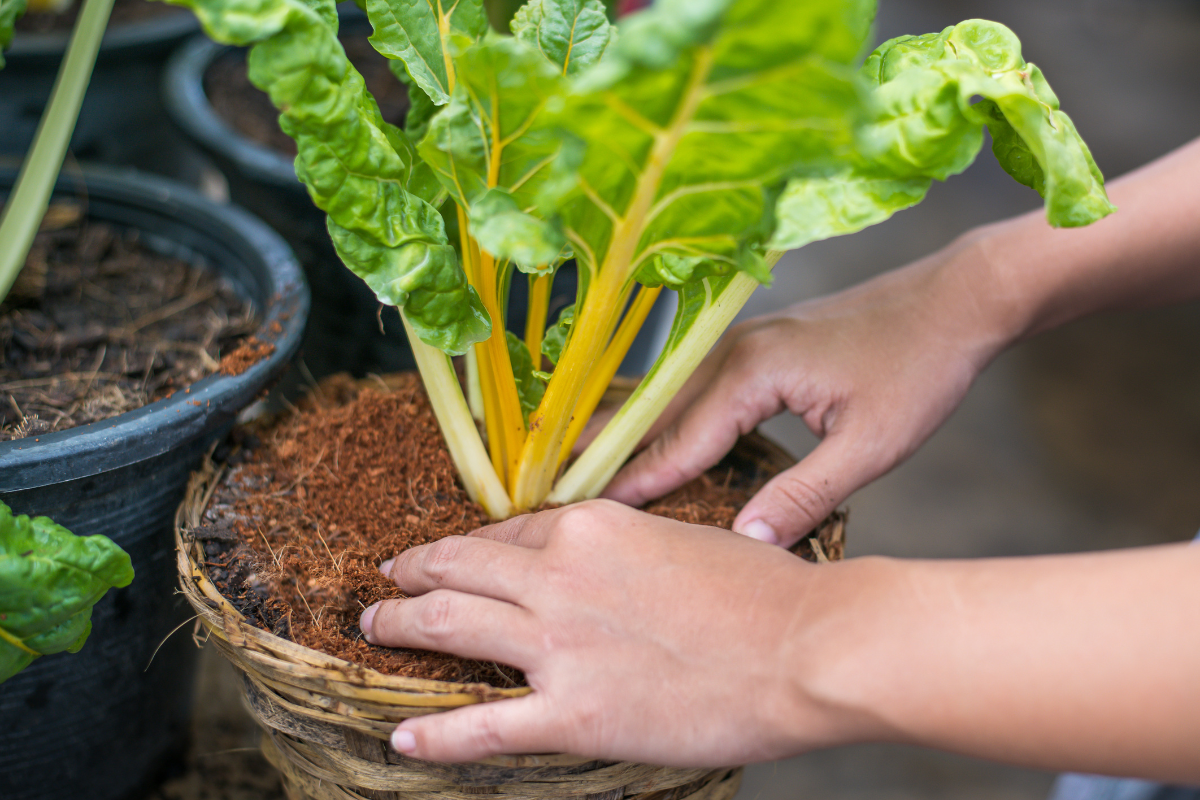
{"left": 205, "top": 37, "right": 410, "bottom": 157}
{"left": 14, "top": 0, "right": 186, "bottom": 35}
{"left": 1, "top": 201, "right": 257, "bottom": 440}
{"left": 198, "top": 372, "right": 798, "bottom": 686}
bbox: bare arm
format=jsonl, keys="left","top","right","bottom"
{"left": 604, "top": 137, "right": 1200, "bottom": 546}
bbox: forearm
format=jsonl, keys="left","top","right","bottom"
{"left": 796, "top": 545, "right": 1200, "bottom": 782}
{"left": 955, "top": 137, "right": 1200, "bottom": 347}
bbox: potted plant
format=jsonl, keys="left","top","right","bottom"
{"left": 160, "top": 0, "right": 648, "bottom": 389}
{"left": 0, "top": 1, "right": 308, "bottom": 797}
{"left": 160, "top": 0, "right": 1113, "bottom": 797}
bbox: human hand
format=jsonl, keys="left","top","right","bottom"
{"left": 359, "top": 500, "right": 871, "bottom": 765}
{"left": 603, "top": 239, "right": 1011, "bottom": 547}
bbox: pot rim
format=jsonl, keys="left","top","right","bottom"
{"left": 0, "top": 163, "right": 309, "bottom": 491}
{"left": 6, "top": 7, "right": 199, "bottom": 60}
{"left": 162, "top": 34, "right": 301, "bottom": 191}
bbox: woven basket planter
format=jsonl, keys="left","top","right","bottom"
{"left": 175, "top": 416, "right": 845, "bottom": 800}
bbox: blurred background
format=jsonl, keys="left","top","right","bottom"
{"left": 736, "top": 1, "right": 1200, "bottom": 799}
{"left": 6, "top": 0, "right": 1197, "bottom": 797}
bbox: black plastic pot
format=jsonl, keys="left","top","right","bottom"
{"left": 0, "top": 6, "right": 200, "bottom": 174}
{"left": 0, "top": 165, "right": 308, "bottom": 800}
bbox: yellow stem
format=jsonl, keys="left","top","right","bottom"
{"left": 525, "top": 272, "right": 553, "bottom": 363}
{"left": 478, "top": 248, "right": 527, "bottom": 489}
{"left": 510, "top": 267, "right": 629, "bottom": 509}
{"left": 558, "top": 285, "right": 661, "bottom": 465}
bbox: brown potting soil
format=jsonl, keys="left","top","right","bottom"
{"left": 201, "top": 372, "right": 782, "bottom": 686}
{"left": 0, "top": 202, "right": 257, "bottom": 440}
{"left": 205, "top": 37, "right": 410, "bottom": 157}
{"left": 14, "top": 0, "right": 187, "bottom": 35}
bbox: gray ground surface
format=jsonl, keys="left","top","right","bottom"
{"left": 171, "top": 1, "right": 1200, "bottom": 797}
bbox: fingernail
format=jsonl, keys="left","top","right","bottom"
{"left": 392, "top": 727, "right": 416, "bottom": 754}
{"left": 737, "top": 519, "right": 778, "bottom": 546}
{"left": 379, "top": 558, "right": 394, "bottom": 578}
{"left": 360, "top": 602, "right": 380, "bottom": 644}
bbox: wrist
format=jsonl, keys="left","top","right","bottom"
{"left": 774, "top": 556, "right": 916, "bottom": 752}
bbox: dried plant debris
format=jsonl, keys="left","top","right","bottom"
{"left": 1, "top": 202, "right": 257, "bottom": 440}
{"left": 199, "top": 373, "right": 782, "bottom": 685}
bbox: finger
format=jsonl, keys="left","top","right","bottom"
{"left": 602, "top": 363, "right": 781, "bottom": 507}
{"left": 383, "top": 535, "right": 537, "bottom": 603}
{"left": 390, "top": 693, "right": 554, "bottom": 762}
{"left": 733, "top": 432, "right": 883, "bottom": 548}
{"left": 360, "top": 590, "right": 539, "bottom": 668}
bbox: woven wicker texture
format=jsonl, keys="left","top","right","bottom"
{"left": 175, "top": 424, "right": 846, "bottom": 800}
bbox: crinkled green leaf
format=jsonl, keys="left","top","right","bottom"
{"left": 0, "top": 502, "right": 133, "bottom": 684}
{"left": 169, "top": 0, "right": 490, "bottom": 354}
{"left": 364, "top": 0, "right": 488, "bottom": 106}
{"left": 0, "top": 0, "right": 25, "bottom": 69}
{"left": 328, "top": 218, "right": 491, "bottom": 355}
{"left": 540, "top": 302, "right": 574, "bottom": 364}
{"left": 418, "top": 33, "right": 570, "bottom": 214}
{"left": 389, "top": 57, "right": 438, "bottom": 141}
{"left": 506, "top": 330, "right": 546, "bottom": 420}
{"left": 546, "top": 0, "right": 868, "bottom": 288}
{"left": 859, "top": 20, "right": 1114, "bottom": 227}
{"left": 468, "top": 189, "right": 567, "bottom": 274}
{"left": 769, "top": 173, "right": 930, "bottom": 250}
{"left": 511, "top": 0, "right": 614, "bottom": 76}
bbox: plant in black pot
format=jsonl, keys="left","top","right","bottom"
{"left": 0, "top": 3, "right": 308, "bottom": 798}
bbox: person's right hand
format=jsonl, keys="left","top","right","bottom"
{"left": 603, "top": 235, "right": 1015, "bottom": 547}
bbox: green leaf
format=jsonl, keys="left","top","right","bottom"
{"left": 769, "top": 172, "right": 931, "bottom": 250}
{"left": 171, "top": 0, "right": 490, "bottom": 354}
{"left": 546, "top": 0, "right": 868, "bottom": 288}
{"left": 859, "top": 19, "right": 1114, "bottom": 227}
{"left": 417, "top": 33, "right": 570, "bottom": 213}
{"left": 364, "top": 0, "right": 488, "bottom": 106}
{"left": 0, "top": 0, "right": 26, "bottom": 69}
{"left": 468, "top": 189, "right": 567, "bottom": 274}
{"left": 389, "top": 58, "right": 438, "bottom": 141}
{"left": 0, "top": 501, "right": 133, "bottom": 684}
{"left": 328, "top": 217, "right": 491, "bottom": 355}
{"left": 511, "top": 0, "right": 615, "bottom": 76}
{"left": 506, "top": 330, "right": 546, "bottom": 421}
{"left": 540, "top": 302, "right": 574, "bottom": 364}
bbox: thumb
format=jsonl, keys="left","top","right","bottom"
{"left": 733, "top": 432, "right": 879, "bottom": 548}
{"left": 390, "top": 694, "right": 551, "bottom": 763}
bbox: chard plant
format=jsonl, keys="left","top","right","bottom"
{"left": 161, "top": 0, "right": 1113, "bottom": 519}
{"left": 0, "top": 503, "right": 134, "bottom": 683}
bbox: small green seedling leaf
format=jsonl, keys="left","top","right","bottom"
{"left": 511, "top": 0, "right": 614, "bottom": 76}
{"left": 0, "top": 502, "right": 133, "bottom": 684}
{"left": 506, "top": 331, "right": 546, "bottom": 421}
{"left": 540, "top": 302, "right": 574, "bottom": 365}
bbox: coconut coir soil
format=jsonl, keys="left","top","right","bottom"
{"left": 1, "top": 202, "right": 258, "bottom": 440}
{"left": 200, "top": 372, "right": 784, "bottom": 686}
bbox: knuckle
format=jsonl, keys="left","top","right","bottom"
{"left": 468, "top": 708, "right": 507, "bottom": 755}
{"left": 422, "top": 536, "right": 465, "bottom": 582}
{"left": 772, "top": 472, "right": 831, "bottom": 523}
{"left": 413, "top": 591, "right": 457, "bottom": 642}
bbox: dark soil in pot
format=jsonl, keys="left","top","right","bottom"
{"left": 0, "top": 165, "right": 307, "bottom": 800}
{"left": 1, "top": 201, "right": 260, "bottom": 439}
{"left": 0, "top": 0, "right": 199, "bottom": 175}
{"left": 196, "top": 372, "right": 842, "bottom": 687}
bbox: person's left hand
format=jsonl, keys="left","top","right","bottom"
{"left": 359, "top": 500, "right": 870, "bottom": 765}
